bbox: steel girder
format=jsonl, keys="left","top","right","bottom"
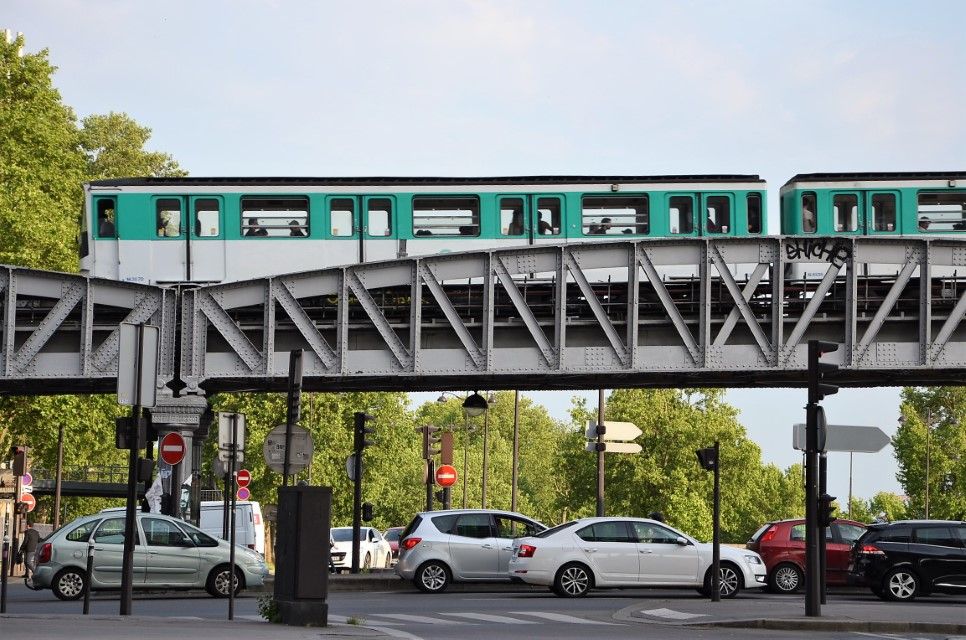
{"left": 0, "top": 265, "right": 174, "bottom": 394}
{"left": 179, "top": 236, "right": 966, "bottom": 393}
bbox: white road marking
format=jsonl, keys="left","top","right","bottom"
{"left": 374, "top": 613, "right": 467, "bottom": 625}
{"left": 850, "top": 634, "right": 905, "bottom": 639}
{"left": 365, "top": 626, "right": 425, "bottom": 640}
{"left": 640, "top": 607, "right": 709, "bottom": 620}
{"left": 329, "top": 614, "right": 402, "bottom": 626}
{"left": 443, "top": 612, "right": 538, "bottom": 624}
{"left": 509, "top": 611, "right": 619, "bottom": 625}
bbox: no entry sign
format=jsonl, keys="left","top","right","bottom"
{"left": 435, "top": 464, "right": 458, "bottom": 488}
{"left": 20, "top": 493, "right": 36, "bottom": 512}
{"left": 236, "top": 469, "right": 251, "bottom": 487}
{"left": 159, "top": 432, "right": 187, "bottom": 465}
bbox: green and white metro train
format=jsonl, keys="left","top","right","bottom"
{"left": 78, "top": 173, "right": 966, "bottom": 285}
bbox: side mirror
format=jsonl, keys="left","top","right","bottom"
{"left": 675, "top": 536, "right": 689, "bottom": 546}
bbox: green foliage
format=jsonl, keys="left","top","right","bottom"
{"left": 78, "top": 112, "right": 186, "bottom": 180}
{"left": 257, "top": 594, "right": 281, "bottom": 623}
{"left": 868, "top": 491, "right": 908, "bottom": 522}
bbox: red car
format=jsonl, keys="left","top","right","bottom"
{"left": 747, "top": 518, "right": 866, "bottom": 593}
{"left": 383, "top": 527, "right": 405, "bottom": 561}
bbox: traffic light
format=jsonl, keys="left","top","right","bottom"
{"left": 696, "top": 446, "right": 717, "bottom": 471}
{"left": 362, "top": 502, "right": 373, "bottom": 522}
{"left": 354, "top": 412, "right": 375, "bottom": 452}
{"left": 420, "top": 425, "right": 441, "bottom": 459}
{"left": 440, "top": 431, "right": 454, "bottom": 466}
{"left": 434, "top": 490, "right": 445, "bottom": 504}
{"left": 818, "top": 493, "right": 837, "bottom": 527}
{"left": 11, "top": 445, "right": 27, "bottom": 476}
{"left": 808, "top": 340, "right": 840, "bottom": 403}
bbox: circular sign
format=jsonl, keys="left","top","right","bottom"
{"left": 20, "top": 493, "right": 36, "bottom": 513}
{"left": 236, "top": 469, "right": 251, "bottom": 487}
{"left": 237, "top": 487, "right": 251, "bottom": 501}
{"left": 159, "top": 432, "right": 187, "bottom": 465}
{"left": 435, "top": 464, "right": 458, "bottom": 488}
{"left": 263, "top": 424, "right": 314, "bottom": 474}
{"left": 21, "top": 472, "right": 32, "bottom": 487}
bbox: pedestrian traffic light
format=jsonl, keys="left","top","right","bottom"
{"left": 818, "top": 493, "right": 837, "bottom": 527}
{"left": 362, "top": 502, "right": 373, "bottom": 522}
{"left": 10, "top": 445, "right": 27, "bottom": 476}
{"left": 354, "top": 412, "right": 375, "bottom": 452}
{"left": 696, "top": 446, "right": 717, "bottom": 471}
{"left": 808, "top": 340, "right": 840, "bottom": 403}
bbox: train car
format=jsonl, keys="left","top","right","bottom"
{"left": 781, "top": 172, "right": 966, "bottom": 278}
{"left": 78, "top": 175, "right": 767, "bottom": 285}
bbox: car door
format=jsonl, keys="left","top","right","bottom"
{"left": 142, "top": 517, "right": 201, "bottom": 587}
{"left": 90, "top": 517, "right": 147, "bottom": 586}
{"left": 574, "top": 521, "right": 640, "bottom": 585}
{"left": 830, "top": 522, "right": 866, "bottom": 585}
{"left": 494, "top": 515, "right": 543, "bottom": 574}
{"left": 913, "top": 525, "right": 966, "bottom": 590}
{"left": 631, "top": 521, "right": 701, "bottom": 585}
{"left": 447, "top": 513, "right": 500, "bottom": 579}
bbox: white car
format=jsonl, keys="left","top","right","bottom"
{"left": 508, "top": 516, "right": 766, "bottom": 597}
{"left": 331, "top": 526, "right": 393, "bottom": 571}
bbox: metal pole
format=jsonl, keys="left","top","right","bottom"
{"left": 222, "top": 471, "right": 230, "bottom": 540}
{"left": 351, "top": 434, "right": 363, "bottom": 574}
{"left": 805, "top": 410, "right": 820, "bottom": 616}
{"left": 54, "top": 422, "right": 65, "bottom": 530}
{"left": 711, "top": 441, "right": 721, "bottom": 602}
{"left": 596, "top": 389, "right": 605, "bottom": 517}
{"left": 511, "top": 391, "right": 520, "bottom": 513}
{"left": 426, "top": 459, "right": 435, "bottom": 512}
{"left": 228, "top": 414, "right": 237, "bottom": 620}
{"left": 847, "top": 453, "right": 853, "bottom": 520}
{"left": 283, "top": 350, "right": 303, "bottom": 488}
{"left": 462, "top": 419, "right": 469, "bottom": 509}
{"left": 119, "top": 324, "right": 143, "bottom": 616}
{"left": 925, "top": 416, "right": 930, "bottom": 519}
{"left": 481, "top": 403, "right": 489, "bottom": 509}
{"left": 10, "top": 477, "right": 19, "bottom": 577}
{"left": 819, "top": 452, "right": 828, "bottom": 605}
{"left": 83, "top": 541, "right": 94, "bottom": 614}
{"left": 1, "top": 539, "right": 8, "bottom": 613}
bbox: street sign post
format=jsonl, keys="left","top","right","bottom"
{"left": 117, "top": 323, "right": 160, "bottom": 409}
{"left": 584, "top": 441, "right": 643, "bottom": 454}
{"left": 20, "top": 493, "right": 36, "bottom": 513}
{"left": 585, "top": 421, "right": 642, "bottom": 441}
{"left": 218, "top": 413, "right": 247, "bottom": 463}
{"left": 264, "top": 424, "right": 314, "bottom": 474}
{"left": 236, "top": 469, "right": 251, "bottom": 487}
{"left": 159, "top": 432, "right": 187, "bottom": 466}
{"left": 237, "top": 487, "right": 251, "bottom": 501}
{"left": 792, "top": 424, "right": 891, "bottom": 453}
{"left": 435, "top": 464, "right": 458, "bottom": 487}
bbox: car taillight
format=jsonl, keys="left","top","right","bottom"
{"left": 401, "top": 537, "right": 422, "bottom": 551}
{"left": 37, "top": 543, "right": 52, "bottom": 564}
{"left": 858, "top": 544, "right": 885, "bottom": 555}
{"left": 517, "top": 544, "right": 537, "bottom": 558}
{"left": 760, "top": 525, "right": 779, "bottom": 543}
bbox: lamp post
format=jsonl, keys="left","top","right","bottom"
{"left": 438, "top": 392, "right": 489, "bottom": 509}
{"left": 462, "top": 392, "right": 492, "bottom": 508}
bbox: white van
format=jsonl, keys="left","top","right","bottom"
{"left": 199, "top": 501, "right": 265, "bottom": 556}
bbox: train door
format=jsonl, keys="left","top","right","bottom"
{"left": 667, "top": 194, "right": 697, "bottom": 236}
{"left": 865, "top": 191, "right": 900, "bottom": 235}
{"left": 117, "top": 196, "right": 187, "bottom": 283}
{"left": 700, "top": 194, "right": 734, "bottom": 237}
{"left": 497, "top": 196, "right": 529, "bottom": 249}
{"left": 90, "top": 195, "right": 119, "bottom": 279}
{"left": 529, "top": 195, "right": 565, "bottom": 245}
{"left": 189, "top": 196, "right": 225, "bottom": 282}
{"left": 830, "top": 191, "right": 863, "bottom": 234}
{"left": 362, "top": 196, "right": 397, "bottom": 262}
{"left": 328, "top": 196, "right": 361, "bottom": 265}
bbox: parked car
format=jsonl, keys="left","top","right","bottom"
{"left": 747, "top": 518, "right": 867, "bottom": 593}
{"left": 508, "top": 516, "right": 767, "bottom": 598}
{"left": 396, "top": 509, "right": 546, "bottom": 593}
{"left": 330, "top": 526, "right": 392, "bottom": 571}
{"left": 850, "top": 519, "right": 966, "bottom": 601}
{"left": 384, "top": 526, "right": 405, "bottom": 562}
{"left": 32, "top": 512, "right": 268, "bottom": 600}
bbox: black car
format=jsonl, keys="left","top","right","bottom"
{"left": 850, "top": 520, "right": 966, "bottom": 601}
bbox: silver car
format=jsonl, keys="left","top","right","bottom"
{"left": 395, "top": 509, "right": 546, "bottom": 593}
{"left": 31, "top": 512, "right": 268, "bottom": 600}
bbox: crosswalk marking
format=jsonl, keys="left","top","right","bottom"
{"left": 374, "top": 613, "right": 467, "bottom": 625}
{"left": 443, "top": 612, "right": 538, "bottom": 624}
{"left": 509, "top": 611, "right": 618, "bottom": 625}
{"left": 641, "top": 608, "right": 708, "bottom": 620}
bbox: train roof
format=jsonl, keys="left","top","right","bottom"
{"left": 784, "top": 171, "right": 966, "bottom": 187}
{"left": 89, "top": 174, "right": 764, "bottom": 188}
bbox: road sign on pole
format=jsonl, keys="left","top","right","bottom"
{"left": 159, "top": 432, "right": 187, "bottom": 465}
{"left": 435, "top": 464, "right": 458, "bottom": 487}
{"left": 264, "top": 424, "right": 314, "bottom": 474}
{"left": 20, "top": 493, "right": 36, "bottom": 512}
{"left": 585, "top": 421, "right": 643, "bottom": 441}
{"left": 237, "top": 487, "right": 251, "bottom": 501}
{"left": 218, "top": 413, "right": 247, "bottom": 463}
{"left": 792, "top": 424, "right": 891, "bottom": 453}
{"left": 117, "top": 323, "right": 160, "bottom": 409}
{"left": 236, "top": 469, "right": 251, "bottom": 487}
{"left": 585, "top": 441, "right": 643, "bottom": 454}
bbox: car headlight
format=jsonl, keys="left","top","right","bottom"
{"left": 744, "top": 554, "right": 763, "bottom": 565}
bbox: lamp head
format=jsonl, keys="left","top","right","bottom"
{"left": 462, "top": 391, "right": 488, "bottom": 417}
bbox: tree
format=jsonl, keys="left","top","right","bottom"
{"left": 78, "top": 112, "right": 186, "bottom": 180}
{"left": 0, "top": 34, "right": 85, "bottom": 271}
{"left": 868, "top": 491, "right": 908, "bottom": 523}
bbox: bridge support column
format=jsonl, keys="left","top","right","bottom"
{"left": 148, "top": 393, "right": 211, "bottom": 523}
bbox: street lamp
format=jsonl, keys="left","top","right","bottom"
{"left": 436, "top": 392, "right": 487, "bottom": 509}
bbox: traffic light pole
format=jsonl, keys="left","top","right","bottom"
{"left": 120, "top": 325, "right": 144, "bottom": 616}
{"left": 596, "top": 389, "right": 605, "bottom": 517}
{"left": 819, "top": 451, "right": 828, "bottom": 605}
{"left": 351, "top": 412, "right": 373, "bottom": 574}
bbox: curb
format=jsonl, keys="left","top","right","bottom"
{"left": 697, "top": 617, "right": 966, "bottom": 635}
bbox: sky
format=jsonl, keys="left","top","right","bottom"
{"left": 10, "top": 0, "right": 966, "bottom": 509}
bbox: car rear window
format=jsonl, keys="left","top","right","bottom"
{"left": 877, "top": 526, "right": 911, "bottom": 543}
{"left": 401, "top": 515, "right": 422, "bottom": 539}
{"left": 331, "top": 528, "right": 354, "bottom": 542}
{"left": 65, "top": 519, "right": 100, "bottom": 542}
{"left": 430, "top": 514, "right": 459, "bottom": 534}
{"left": 534, "top": 521, "right": 576, "bottom": 539}
{"left": 748, "top": 523, "right": 772, "bottom": 542}
{"left": 915, "top": 526, "right": 962, "bottom": 547}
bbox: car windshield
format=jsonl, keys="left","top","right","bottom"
{"left": 331, "top": 528, "right": 354, "bottom": 542}
{"left": 384, "top": 529, "right": 402, "bottom": 541}
{"left": 534, "top": 521, "right": 576, "bottom": 539}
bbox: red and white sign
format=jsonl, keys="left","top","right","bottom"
{"left": 236, "top": 469, "right": 251, "bottom": 487}
{"left": 159, "top": 432, "right": 187, "bottom": 465}
{"left": 435, "top": 464, "right": 458, "bottom": 488}
{"left": 237, "top": 487, "right": 251, "bottom": 501}
{"left": 20, "top": 493, "right": 36, "bottom": 512}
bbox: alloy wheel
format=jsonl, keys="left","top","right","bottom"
{"left": 558, "top": 565, "right": 590, "bottom": 596}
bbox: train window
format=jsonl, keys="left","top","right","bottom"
{"left": 706, "top": 196, "right": 730, "bottom": 234}
{"left": 833, "top": 194, "right": 858, "bottom": 232}
{"left": 412, "top": 196, "right": 480, "bottom": 237}
{"left": 536, "top": 197, "right": 561, "bottom": 236}
{"left": 367, "top": 198, "right": 392, "bottom": 237}
{"left": 582, "top": 196, "right": 648, "bottom": 236}
{"left": 917, "top": 192, "right": 966, "bottom": 232}
{"left": 194, "top": 199, "right": 220, "bottom": 237}
{"left": 156, "top": 199, "right": 182, "bottom": 237}
{"left": 747, "top": 193, "right": 762, "bottom": 234}
{"left": 330, "top": 198, "right": 354, "bottom": 237}
{"left": 242, "top": 197, "right": 309, "bottom": 237}
{"left": 802, "top": 193, "right": 817, "bottom": 233}
{"left": 669, "top": 196, "right": 693, "bottom": 234}
{"left": 872, "top": 194, "right": 896, "bottom": 231}
{"left": 96, "top": 198, "right": 117, "bottom": 238}
{"left": 501, "top": 197, "right": 525, "bottom": 236}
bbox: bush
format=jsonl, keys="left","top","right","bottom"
{"left": 257, "top": 594, "right": 280, "bottom": 623}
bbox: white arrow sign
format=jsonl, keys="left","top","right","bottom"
{"left": 585, "top": 442, "right": 643, "bottom": 454}
{"left": 792, "top": 423, "right": 891, "bottom": 453}
{"left": 585, "top": 421, "right": 642, "bottom": 441}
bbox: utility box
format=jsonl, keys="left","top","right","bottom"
{"left": 275, "top": 485, "right": 331, "bottom": 626}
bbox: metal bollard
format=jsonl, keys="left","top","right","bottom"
{"left": 1, "top": 538, "right": 9, "bottom": 614}
{"left": 83, "top": 541, "right": 94, "bottom": 614}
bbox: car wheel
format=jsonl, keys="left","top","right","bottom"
{"left": 52, "top": 567, "right": 87, "bottom": 601}
{"left": 769, "top": 563, "right": 803, "bottom": 594}
{"left": 553, "top": 563, "right": 592, "bottom": 597}
{"left": 206, "top": 565, "right": 243, "bottom": 598}
{"left": 703, "top": 562, "right": 742, "bottom": 599}
{"left": 415, "top": 560, "right": 451, "bottom": 593}
{"left": 384, "top": 552, "right": 392, "bottom": 569}
{"left": 882, "top": 568, "right": 919, "bottom": 601}
{"left": 363, "top": 553, "right": 372, "bottom": 570}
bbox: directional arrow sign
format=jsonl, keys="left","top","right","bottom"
{"left": 585, "top": 421, "right": 642, "bottom": 441}
{"left": 585, "top": 442, "right": 643, "bottom": 454}
{"left": 793, "top": 423, "right": 891, "bottom": 453}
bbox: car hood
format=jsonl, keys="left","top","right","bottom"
{"left": 695, "top": 542, "right": 761, "bottom": 563}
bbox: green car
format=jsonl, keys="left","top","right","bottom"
{"left": 30, "top": 512, "right": 268, "bottom": 600}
